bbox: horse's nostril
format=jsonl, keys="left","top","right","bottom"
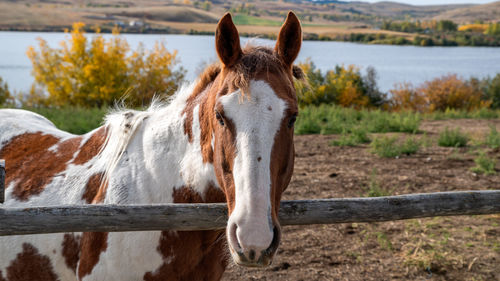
{"left": 249, "top": 249, "right": 256, "bottom": 261}
{"left": 229, "top": 223, "right": 241, "bottom": 250}
{"left": 264, "top": 226, "right": 281, "bottom": 256}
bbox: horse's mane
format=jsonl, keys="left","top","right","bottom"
{"left": 95, "top": 83, "right": 197, "bottom": 187}
{"left": 95, "top": 44, "right": 304, "bottom": 187}
{"left": 192, "top": 45, "right": 305, "bottom": 97}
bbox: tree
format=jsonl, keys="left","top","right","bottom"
{"left": 483, "top": 74, "right": 500, "bottom": 109}
{"left": 295, "top": 60, "right": 383, "bottom": 109}
{"left": 437, "top": 20, "right": 457, "bottom": 32}
{"left": 420, "top": 74, "right": 489, "bottom": 112}
{"left": 27, "top": 23, "right": 185, "bottom": 108}
{"left": 389, "top": 82, "right": 427, "bottom": 112}
{"left": 0, "top": 77, "right": 12, "bottom": 106}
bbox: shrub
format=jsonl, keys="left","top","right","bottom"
{"left": 421, "top": 74, "right": 489, "bottom": 112}
{"left": 438, "top": 127, "right": 468, "bottom": 147}
{"left": 295, "top": 60, "right": 385, "bottom": 108}
{"left": 482, "top": 74, "right": 500, "bottom": 109}
{"left": 370, "top": 136, "right": 400, "bottom": 158}
{"left": 400, "top": 136, "right": 421, "bottom": 155}
{"left": 371, "top": 135, "right": 421, "bottom": 158}
{"left": 389, "top": 82, "right": 427, "bottom": 112}
{"left": 471, "top": 151, "right": 496, "bottom": 175}
{"left": 331, "top": 127, "right": 370, "bottom": 147}
{"left": 485, "top": 126, "right": 500, "bottom": 149}
{"left": 27, "top": 23, "right": 185, "bottom": 108}
{"left": 0, "top": 77, "right": 12, "bottom": 106}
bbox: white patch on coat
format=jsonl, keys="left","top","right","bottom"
{"left": 0, "top": 80, "right": 221, "bottom": 280}
{"left": 81, "top": 232, "right": 164, "bottom": 281}
{"left": 221, "top": 80, "right": 286, "bottom": 251}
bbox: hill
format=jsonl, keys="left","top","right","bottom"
{"left": 0, "top": 0, "right": 498, "bottom": 43}
{"left": 433, "top": 1, "right": 500, "bottom": 22}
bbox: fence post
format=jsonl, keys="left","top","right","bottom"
{"left": 0, "top": 159, "right": 4, "bottom": 204}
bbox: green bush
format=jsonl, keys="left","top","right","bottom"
{"left": 485, "top": 126, "right": 500, "bottom": 149}
{"left": 370, "top": 136, "right": 400, "bottom": 158}
{"left": 331, "top": 127, "right": 370, "bottom": 147}
{"left": 400, "top": 136, "right": 421, "bottom": 155}
{"left": 471, "top": 151, "right": 497, "bottom": 175}
{"left": 370, "top": 135, "right": 421, "bottom": 158}
{"left": 438, "top": 127, "right": 468, "bottom": 147}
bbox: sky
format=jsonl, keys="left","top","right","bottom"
{"left": 344, "top": 0, "right": 496, "bottom": 5}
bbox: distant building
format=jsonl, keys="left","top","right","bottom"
{"left": 129, "top": 20, "right": 145, "bottom": 27}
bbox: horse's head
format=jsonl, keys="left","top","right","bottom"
{"left": 209, "top": 12, "right": 302, "bottom": 267}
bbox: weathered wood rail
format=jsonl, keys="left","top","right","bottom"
{"left": 0, "top": 190, "right": 499, "bottom": 236}
{"left": 0, "top": 160, "right": 5, "bottom": 204}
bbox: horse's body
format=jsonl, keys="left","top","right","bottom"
{"left": 0, "top": 12, "right": 302, "bottom": 281}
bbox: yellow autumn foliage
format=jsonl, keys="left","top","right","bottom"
{"left": 296, "top": 60, "right": 379, "bottom": 109}
{"left": 458, "top": 24, "right": 488, "bottom": 33}
{"left": 389, "top": 75, "right": 491, "bottom": 112}
{"left": 389, "top": 82, "right": 427, "bottom": 112}
{"left": 27, "top": 22, "right": 184, "bottom": 108}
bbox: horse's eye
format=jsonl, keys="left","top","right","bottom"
{"left": 215, "top": 111, "right": 225, "bottom": 126}
{"left": 288, "top": 114, "right": 297, "bottom": 128}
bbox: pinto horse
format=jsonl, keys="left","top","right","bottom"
{"left": 0, "top": 12, "right": 302, "bottom": 281}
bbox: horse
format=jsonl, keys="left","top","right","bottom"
{"left": 0, "top": 11, "right": 303, "bottom": 281}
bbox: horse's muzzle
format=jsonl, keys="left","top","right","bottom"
{"left": 228, "top": 226, "right": 281, "bottom": 267}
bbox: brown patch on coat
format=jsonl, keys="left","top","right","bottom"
{"left": 78, "top": 232, "right": 108, "bottom": 279}
{"left": 0, "top": 271, "right": 5, "bottom": 281}
{"left": 73, "top": 127, "right": 107, "bottom": 165}
{"left": 182, "top": 65, "right": 221, "bottom": 143}
{"left": 0, "top": 133, "right": 82, "bottom": 201}
{"left": 5, "top": 243, "right": 59, "bottom": 281}
{"left": 143, "top": 184, "right": 227, "bottom": 281}
{"left": 62, "top": 233, "right": 81, "bottom": 273}
{"left": 81, "top": 173, "right": 107, "bottom": 204}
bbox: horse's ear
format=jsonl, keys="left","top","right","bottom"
{"left": 275, "top": 11, "right": 302, "bottom": 67}
{"left": 215, "top": 13, "right": 242, "bottom": 67}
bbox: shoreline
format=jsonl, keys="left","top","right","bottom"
{"left": 1, "top": 26, "right": 499, "bottom": 48}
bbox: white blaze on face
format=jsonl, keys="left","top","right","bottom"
{"left": 220, "top": 80, "right": 286, "bottom": 253}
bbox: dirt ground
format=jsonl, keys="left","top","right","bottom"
{"left": 222, "top": 119, "right": 500, "bottom": 281}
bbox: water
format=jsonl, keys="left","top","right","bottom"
{"left": 0, "top": 31, "right": 499, "bottom": 93}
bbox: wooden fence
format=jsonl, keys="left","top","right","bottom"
{"left": 0, "top": 159, "right": 499, "bottom": 236}
{"left": 1, "top": 190, "right": 499, "bottom": 236}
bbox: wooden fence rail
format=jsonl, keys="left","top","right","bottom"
{"left": 0, "top": 190, "right": 499, "bottom": 236}
{"left": 0, "top": 160, "right": 5, "bottom": 204}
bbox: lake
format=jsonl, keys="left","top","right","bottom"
{"left": 0, "top": 31, "right": 499, "bottom": 93}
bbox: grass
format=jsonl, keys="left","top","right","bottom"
{"left": 425, "top": 108, "right": 500, "bottom": 120}
{"left": 438, "top": 127, "right": 469, "bottom": 147}
{"left": 370, "top": 135, "right": 421, "bottom": 158}
{"left": 231, "top": 14, "right": 282, "bottom": 26}
{"left": 27, "top": 107, "right": 108, "bottom": 134}
{"left": 295, "top": 105, "right": 421, "bottom": 135}
{"left": 470, "top": 151, "right": 497, "bottom": 175}
{"left": 364, "top": 169, "right": 393, "bottom": 197}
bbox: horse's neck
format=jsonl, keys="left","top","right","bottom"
{"left": 103, "top": 84, "right": 218, "bottom": 205}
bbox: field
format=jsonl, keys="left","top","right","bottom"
{"left": 23, "top": 106, "right": 499, "bottom": 280}
{"left": 223, "top": 118, "right": 500, "bottom": 280}
{"left": 1, "top": 0, "right": 498, "bottom": 40}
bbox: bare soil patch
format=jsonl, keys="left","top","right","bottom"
{"left": 222, "top": 119, "right": 500, "bottom": 281}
